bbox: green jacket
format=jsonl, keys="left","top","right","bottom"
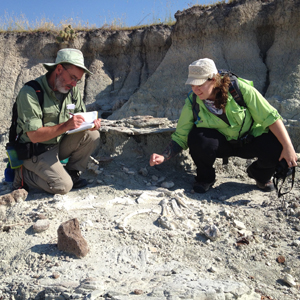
{"left": 172, "top": 78, "right": 281, "bottom": 150}
{"left": 16, "top": 74, "right": 86, "bottom": 144}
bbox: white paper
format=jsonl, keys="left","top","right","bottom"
{"left": 67, "top": 111, "right": 98, "bottom": 135}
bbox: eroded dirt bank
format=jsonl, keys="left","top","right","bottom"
{"left": 0, "top": 0, "right": 300, "bottom": 149}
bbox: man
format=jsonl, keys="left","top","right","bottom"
{"left": 13, "top": 48, "right": 101, "bottom": 194}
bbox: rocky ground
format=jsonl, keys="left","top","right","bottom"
{"left": 0, "top": 124, "right": 299, "bottom": 300}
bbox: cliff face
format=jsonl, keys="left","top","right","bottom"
{"left": 0, "top": 0, "right": 299, "bottom": 149}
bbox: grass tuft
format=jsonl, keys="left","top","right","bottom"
{"left": 0, "top": 1, "right": 229, "bottom": 33}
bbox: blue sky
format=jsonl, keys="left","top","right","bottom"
{"left": 1, "top": 0, "right": 219, "bottom": 28}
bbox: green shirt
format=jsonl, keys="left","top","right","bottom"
{"left": 172, "top": 78, "right": 282, "bottom": 150}
{"left": 16, "top": 74, "right": 86, "bottom": 144}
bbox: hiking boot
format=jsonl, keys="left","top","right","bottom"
{"left": 66, "top": 169, "right": 88, "bottom": 189}
{"left": 255, "top": 180, "right": 275, "bottom": 192}
{"left": 247, "top": 166, "right": 275, "bottom": 192}
{"left": 193, "top": 180, "right": 215, "bottom": 193}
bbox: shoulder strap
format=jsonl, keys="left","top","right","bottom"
{"left": 24, "top": 80, "right": 44, "bottom": 107}
{"left": 218, "top": 69, "right": 246, "bottom": 107}
{"left": 70, "top": 88, "right": 77, "bottom": 104}
{"left": 187, "top": 91, "right": 200, "bottom": 124}
{"left": 9, "top": 80, "right": 45, "bottom": 144}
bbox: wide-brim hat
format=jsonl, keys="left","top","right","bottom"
{"left": 43, "top": 48, "right": 93, "bottom": 75}
{"left": 185, "top": 58, "right": 217, "bottom": 85}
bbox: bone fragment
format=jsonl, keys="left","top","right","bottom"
{"left": 181, "top": 219, "right": 197, "bottom": 230}
{"left": 171, "top": 199, "right": 185, "bottom": 219}
{"left": 117, "top": 209, "right": 159, "bottom": 231}
{"left": 172, "top": 194, "right": 189, "bottom": 209}
{"left": 158, "top": 216, "right": 178, "bottom": 230}
{"left": 160, "top": 199, "right": 172, "bottom": 217}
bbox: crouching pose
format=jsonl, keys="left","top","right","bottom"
{"left": 150, "top": 58, "right": 297, "bottom": 193}
{"left": 13, "top": 48, "right": 101, "bottom": 194}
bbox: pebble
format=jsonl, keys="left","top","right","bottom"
{"left": 292, "top": 240, "right": 300, "bottom": 247}
{"left": 208, "top": 266, "right": 217, "bottom": 273}
{"left": 233, "top": 220, "right": 246, "bottom": 230}
{"left": 52, "top": 272, "right": 60, "bottom": 279}
{"left": 138, "top": 167, "right": 148, "bottom": 177}
{"left": 283, "top": 274, "right": 297, "bottom": 287}
{"left": 276, "top": 256, "right": 285, "bottom": 264}
{"left": 32, "top": 219, "right": 50, "bottom": 233}
{"left": 161, "top": 181, "right": 175, "bottom": 189}
{"left": 203, "top": 224, "right": 221, "bottom": 241}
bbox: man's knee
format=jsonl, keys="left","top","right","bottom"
{"left": 48, "top": 177, "right": 73, "bottom": 195}
{"left": 86, "top": 130, "right": 100, "bottom": 144}
{"left": 83, "top": 130, "right": 100, "bottom": 153}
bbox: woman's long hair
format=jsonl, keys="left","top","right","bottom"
{"left": 210, "top": 74, "right": 231, "bottom": 110}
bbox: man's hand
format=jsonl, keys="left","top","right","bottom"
{"left": 65, "top": 114, "right": 85, "bottom": 130}
{"left": 90, "top": 118, "right": 101, "bottom": 131}
{"left": 27, "top": 115, "right": 85, "bottom": 143}
{"left": 149, "top": 153, "right": 165, "bottom": 166}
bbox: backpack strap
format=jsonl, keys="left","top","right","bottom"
{"left": 187, "top": 90, "right": 200, "bottom": 124}
{"left": 218, "top": 69, "right": 246, "bottom": 107}
{"left": 13, "top": 81, "right": 44, "bottom": 143}
{"left": 70, "top": 88, "right": 77, "bottom": 104}
{"left": 25, "top": 80, "right": 44, "bottom": 108}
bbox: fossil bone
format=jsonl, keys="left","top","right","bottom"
{"left": 171, "top": 199, "right": 185, "bottom": 219}
{"left": 117, "top": 209, "right": 159, "bottom": 231}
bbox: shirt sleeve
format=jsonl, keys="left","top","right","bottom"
{"left": 171, "top": 97, "right": 195, "bottom": 150}
{"left": 239, "top": 80, "right": 281, "bottom": 130}
{"left": 17, "top": 85, "right": 43, "bottom": 133}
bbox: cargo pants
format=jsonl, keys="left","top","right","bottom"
{"left": 13, "top": 130, "right": 100, "bottom": 194}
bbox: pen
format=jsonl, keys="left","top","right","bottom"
{"left": 69, "top": 113, "right": 74, "bottom": 116}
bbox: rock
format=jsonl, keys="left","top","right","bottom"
{"left": 138, "top": 167, "right": 148, "bottom": 177}
{"left": 161, "top": 181, "right": 175, "bottom": 189}
{"left": 0, "top": 206, "right": 6, "bottom": 221}
{"left": 0, "top": 194, "right": 15, "bottom": 206}
{"left": 33, "top": 219, "right": 50, "bottom": 233}
{"left": 57, "top": 218, "right": 89, "bottom": 258}
{"left": 233, "top": 220, "right": 246, "bottom": 230}
{"left": 203, "top": 224, "right": 221, "bottom": 241}
{"left": 208, "top": 266, "right": 217, "bottom": 273}
{"left": 11, "top": 189, "right": 28, "bottom": 202}
{"left": 295, "top": 224, "right": 300, "bottom": 231}
{"left": 283, "top": 274, "right": 297, "bottom": 287}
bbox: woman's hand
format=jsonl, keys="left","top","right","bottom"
{"left": 279, "top": 145, "right": 298, "bottom": 168}
{"left": 269, "top": 119, "right": 298, "bottom": 168}
{"left": 149, "top": 153, "right": 165, "bottom": 166}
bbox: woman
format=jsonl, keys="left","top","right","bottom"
{"left": 149, "top": 58, "right": 297, "bottom": 193}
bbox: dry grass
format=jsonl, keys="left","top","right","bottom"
{"left": 0, "top": 12, "right": 97, "bottom": 33}
{"left": 0, "top": 1, "right": 228, "bottom": 33}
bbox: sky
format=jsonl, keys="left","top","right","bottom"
{"left": 1, "top": 0, "right": 219, "bottom": 29}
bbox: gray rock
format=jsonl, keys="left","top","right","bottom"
{"left": 33, "top": 219, "right": 50, "bottom": 233}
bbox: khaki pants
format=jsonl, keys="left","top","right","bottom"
{"left": 13, "top": 130, "right": 100, "bottom": 194}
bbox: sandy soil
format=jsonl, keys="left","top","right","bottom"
{"left": 0, "top": 134, "right": 299, "bottom": 300}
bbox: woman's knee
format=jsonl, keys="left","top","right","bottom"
{"left": 188, "top": 127, "right": 219, "bottom": 153}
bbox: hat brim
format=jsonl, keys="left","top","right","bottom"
{"left": 185, "top": 77, "right": 207, "bottom": 86}
{"left": 43, "top": 62, "right": 93, "bottom": 76}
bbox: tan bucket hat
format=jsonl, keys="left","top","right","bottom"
{"left": 43, "top": 48, "right": 93, "bottom": 75}
{"left": 185, "top": 58, "right": 217, "bottom": 85}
